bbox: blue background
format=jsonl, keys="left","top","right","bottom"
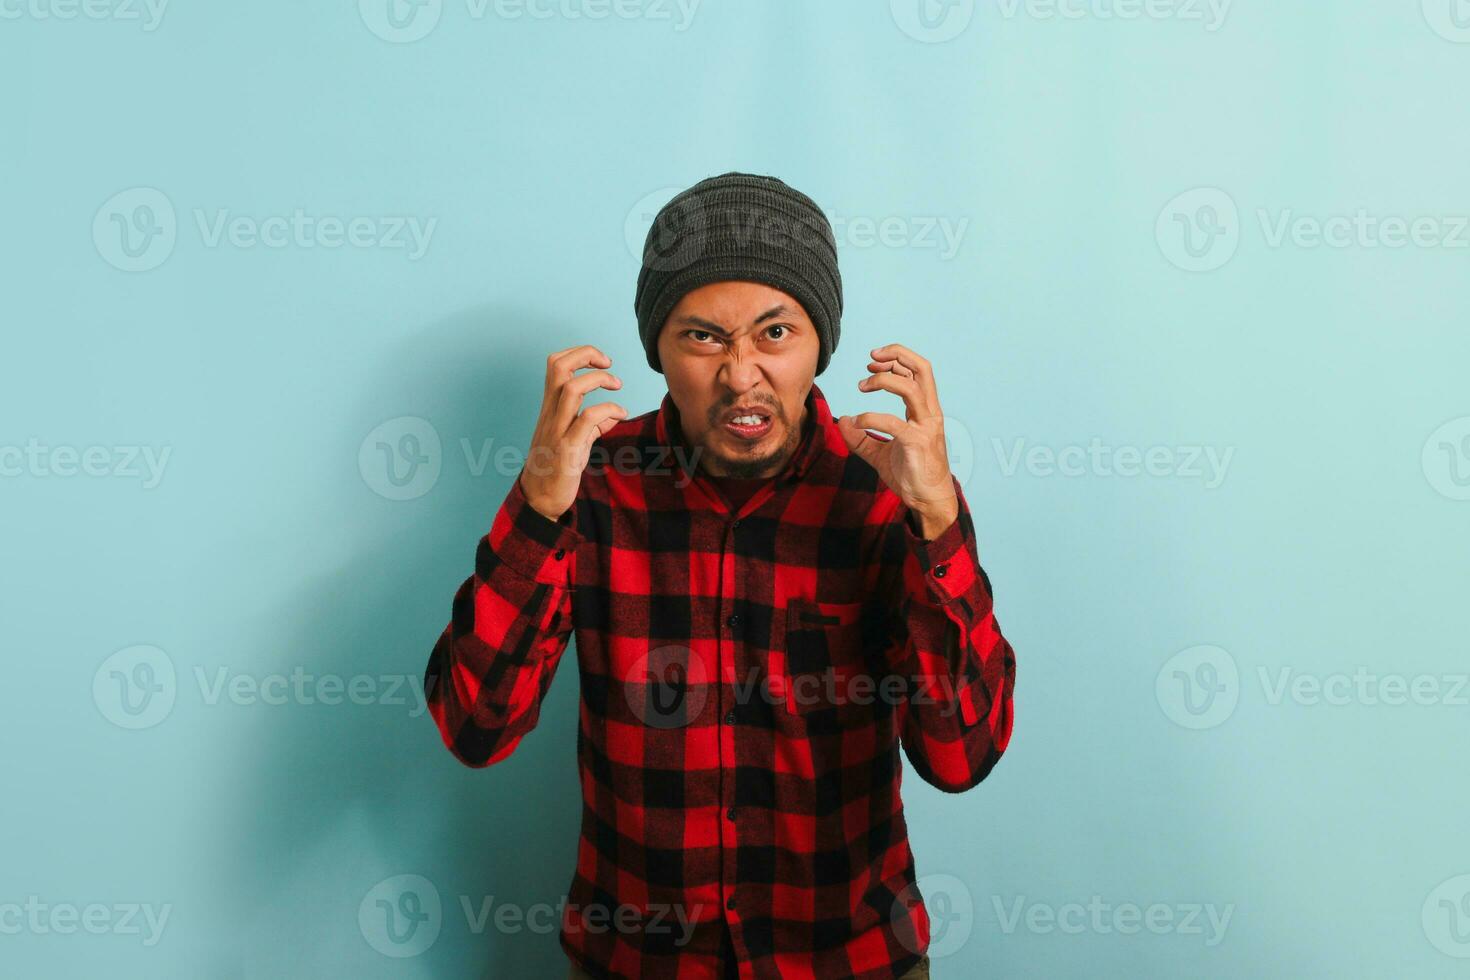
{"left": 4, "top": 1, "right": 1469, "bottom": 976}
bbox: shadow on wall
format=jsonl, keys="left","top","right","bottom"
{"left": 206, "top": 306, "right": 602, "bottom": 978}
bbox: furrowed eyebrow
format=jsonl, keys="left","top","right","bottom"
{"left": 675, "top": 306, "right": 796, "bottom": 336}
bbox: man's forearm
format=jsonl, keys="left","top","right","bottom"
{"left": 911, "top": 498, "right": 960, "bottom": 541}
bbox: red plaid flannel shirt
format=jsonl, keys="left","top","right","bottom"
{"left": 425, "top": 382, "right": 1016, "bottom": 979}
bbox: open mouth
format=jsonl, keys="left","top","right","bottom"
{"left": 721, "top": 409, "right": 774, "bottom": 442}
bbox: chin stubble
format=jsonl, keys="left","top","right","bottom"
{"left": 704, "top": 402, "right": 799, "bottom": 479}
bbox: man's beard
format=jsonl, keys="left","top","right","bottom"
{"left": 700, "top": 400, "right": 804, "bottom": 479}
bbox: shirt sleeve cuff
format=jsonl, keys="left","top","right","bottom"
{"left": 902, "top": 506, "right": 977, "bottom": 604}
{"left": 487, "top": 474, "right": 582, "bottom": 587}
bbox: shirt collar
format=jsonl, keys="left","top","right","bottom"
{"left": 654, "top": 382, "right": 842, "bottom": 486}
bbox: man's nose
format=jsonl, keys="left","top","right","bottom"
{"left": 717, "top": 346, "right": 764, "bottom": 393}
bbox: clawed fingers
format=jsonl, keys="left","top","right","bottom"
{"left": 858, "top": 371, "right": 926, "bottom": 420}
{"left": 846, "top": 411, "right": 907, "bottom": 437}
{"left": 867, "top": 344, "right": 941, "bottom": 417}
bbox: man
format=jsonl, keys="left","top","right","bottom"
{"left": 424, "top": 172, "right": 1017, "bottom": 979}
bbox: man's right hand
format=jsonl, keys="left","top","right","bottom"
{"left": 520, "top": 345, "right": 627, "bottom": 521}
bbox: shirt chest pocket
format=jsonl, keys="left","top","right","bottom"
{"left": 781, "top": 598, "right": 887, "bottom": 725}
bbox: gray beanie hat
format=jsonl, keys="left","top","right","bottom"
{"left": 634, "top": 172, "right": 843, "bottom": 375}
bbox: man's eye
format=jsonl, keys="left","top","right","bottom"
{"left": 687, "top": 327, "right": 789, "bottom": 343}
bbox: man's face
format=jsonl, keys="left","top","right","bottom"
{"left": 656, "top": 280, "right": 821, "bottom": 479}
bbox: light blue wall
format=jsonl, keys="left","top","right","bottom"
{"left": 4, "top": 1, "right": 1468, "bottom": 976}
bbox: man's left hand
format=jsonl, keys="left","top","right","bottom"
{"left": 836, "top": 343, "right": 959, "bottom": 539}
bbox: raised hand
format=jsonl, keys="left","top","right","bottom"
{"left": 836, "top": 344, "right": 959, "bottom": 537}
{"left": 520, "top": 345, "right": 628, "bottom": 521}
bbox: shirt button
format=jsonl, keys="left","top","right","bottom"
{"left": 730, "top": 518, "right": 741, "bottom": 529}
{"left": 554, "top": 549, "right": 566, "bottom": 560}
{"left": 726, "top": 807, "right": 737, "bottom": 821}
{"left": 726, "top": 895, "right": 737, "bottom": 910}
{"left": 933, "top": 563, "right": 948, "bottom": 578}
{"left": 725, "top": 711, "right": 736, "bottom": 725}
{"left": 727, "top": 614, "right": 741, "bottom": 628}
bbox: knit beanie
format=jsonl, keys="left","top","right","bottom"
{"left": 634, "top": 172, "right": 843, "bottom": 375}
